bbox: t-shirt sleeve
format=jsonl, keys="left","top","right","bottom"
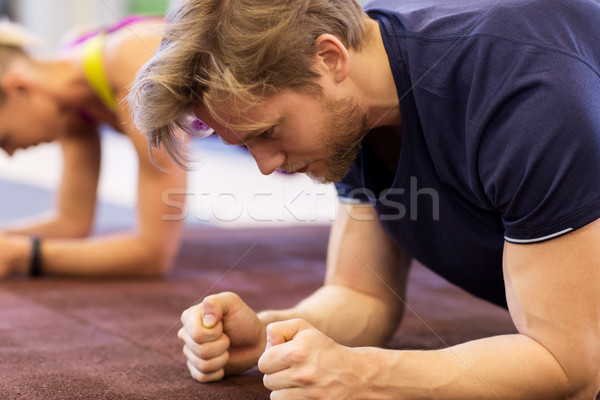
{"left": 478, "top": 59, "right": 600, "bottom": 243}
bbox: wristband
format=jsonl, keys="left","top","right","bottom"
{"left": 30, "top": 236, "right": 42, "bottom": 277}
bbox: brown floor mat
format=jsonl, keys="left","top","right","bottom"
{"left": 0, "top": 225, "right": 595, "bottom": 399}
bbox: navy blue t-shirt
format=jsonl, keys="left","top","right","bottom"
{"left": 336, "top": 0, "right": 600, "bottom": 307}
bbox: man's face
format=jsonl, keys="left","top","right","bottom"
{"left": 195, "top": 89, "right": 367, "bottom": 183}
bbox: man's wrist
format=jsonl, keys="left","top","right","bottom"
{"left": 256, "top": 310, "right": 272, "bottom": 354}
{"left": 223, "top": 315, "right": 270, "bottom": 376}
{"left": 351, "top": 347, "right": 403, "bottom": 400}
{"left": 257, "top": 310, "right": 280, "bottom": 326}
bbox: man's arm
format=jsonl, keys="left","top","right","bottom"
{"left": 261, "top": 218, "right": 600, "bottom": 399}
{"left": 373, "top": 218, "right": 600, "bottom": 399}
{"left": 258, "top": 201, "right": 410, "bottom": 346}
{"left": 501, "top": 218, "right": 600, "bottom": 398}
{"left": 179, "top": 202, "right": 411, "bottom": 382}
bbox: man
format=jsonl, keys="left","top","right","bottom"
{"left": 129, "top": 0, "right": 600, "bottom": 398}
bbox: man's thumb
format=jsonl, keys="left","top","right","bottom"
{"left": 265, "top": 318, "right": 311, "bottom": 349}
{"left": 201, "top": 297, "right": 222, "bottom": 328}
{"left": 201, "top": 292, "right": 237, "bottom": 329}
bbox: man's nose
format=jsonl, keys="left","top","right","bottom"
{"left": 247, "top": 143, "right": 285, "bottom": 175}
{"left": 1, "top": 146, "right": 15, "bottom": 157}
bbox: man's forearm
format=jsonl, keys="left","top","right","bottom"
{"left": 359, "top": 333, "right": 592, "bottom": 400}
{"left": 258, "top": 283, "right": 401, "bottom": 347}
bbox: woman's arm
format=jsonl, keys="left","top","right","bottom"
{"left": 1, "top": 123, "right": 101, "bottom": 238}
{"left": 34, "top": 24, "right": 187, "bottom": 277}
{"left": 1, "top": 118, "right": 186, "bottom": 278}
{"left": 1, "top": 23, "right": 187, "bottom": 278}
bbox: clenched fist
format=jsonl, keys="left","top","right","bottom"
{"left": 259, "top": 319, "right": 370, "bottom": 400}
{"left": 178, "top": 292, "right": 267, "bottom": 382}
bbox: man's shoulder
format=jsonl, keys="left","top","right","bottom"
{"left": 363, "top": 0, "right": 600, "bottom": 32}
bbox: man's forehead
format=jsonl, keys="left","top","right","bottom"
{"left": 194, "top": 98, "right": 276, "bottom": 129}
{"left": 192, "top": 88, "right": 300, "bottom": 123}
{"left": 192, "top": 106, "right": 268, "bottom": 145}
{"left": 195, "top": 99, "right": 262, "bottom": 121}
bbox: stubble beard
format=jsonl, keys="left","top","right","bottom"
{"left": 307, "top": 95, "right": 368, "bottom": 184}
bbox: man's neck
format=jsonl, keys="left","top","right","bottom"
{"left": 349, "top": 18, "right": 401, "bottom": 131}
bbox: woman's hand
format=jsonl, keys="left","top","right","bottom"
{"left": 0, "top": 233, "right": 30, "bottom": 278}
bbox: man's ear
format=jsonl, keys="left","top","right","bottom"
{"left": 313, "top": 34, "right": 350, "bottom": 83}
{"left": 1, "top": 72, "right": 31, "bottom": 98}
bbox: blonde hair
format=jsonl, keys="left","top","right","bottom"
{"left": 0, "top": 22, "right": 42, "bottom": 102}
{"left": 129, "top": 0, "right": 368, "bottom": 168}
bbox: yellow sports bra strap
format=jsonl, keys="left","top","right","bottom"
{"left": 82, "top": 33, "right": 118, "bottom": 111}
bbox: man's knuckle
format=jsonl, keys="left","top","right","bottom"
{"left": 195, "top": 359, "right": 215, "bottom": 374}
{"left": 190, "top": 330, "right": 206, "bottom": 343}
{"left": 262, "top": 373, "right": 272, "bottom": 389}
{"left": 287, "top": 345, "right": 308, "bottom": 364}
{"left": 194, "top": 372, "right": 214, "bottom": 383}
{"left": 296, "top": 366, "right": 318, "bottom": 385}
{"left": 196, "top": 343, "right": 219, "bottom": 359}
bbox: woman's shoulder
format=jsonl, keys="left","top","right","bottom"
{"left": 58, "top": 23, "right": 104, "bottom": 50}
{"left": 105, "top": 19, "right": 164, "bottom": 63}
{"left": 104, "top": 20, "right": 165, "bottom": 97}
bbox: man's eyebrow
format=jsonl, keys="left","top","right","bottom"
{"left": 241, "top": 117, "right": 283, "bottom": 144}
{"left": 238, "top": 127, "right": 269, "bottom": 144}
{"left": 219, "top": 129, "right": 262, "bottom": 146}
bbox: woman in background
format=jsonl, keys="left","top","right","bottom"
{"left": 0, "top": 18, "right": 187, "bottom": 278}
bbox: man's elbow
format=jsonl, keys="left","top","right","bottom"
{"left": 363, "top": 301, "right": 404, "bottom": 347}
{"left": 566, "top": 372, "right": 600, "bottom": 400}
{"left": 572, "top": 362, "right": 600, "bottom": 400}
{"left": 560, "top": 343, "right": 600, "bottom": 400}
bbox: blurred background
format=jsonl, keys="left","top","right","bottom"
{"left": 1, "top": 0, "right": 370, "bottom": 46}
{"left": 0, "top": 0, "right": 365, "bottom": 231}
{"left": 0, "top": 0, "right": 171, "bottom": 47}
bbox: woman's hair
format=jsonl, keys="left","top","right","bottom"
{"left": 128, "top": 0, "right": 368, "bottom": 168}
{"left": 0, "top": 22, "right": 41, "bottom": 103}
